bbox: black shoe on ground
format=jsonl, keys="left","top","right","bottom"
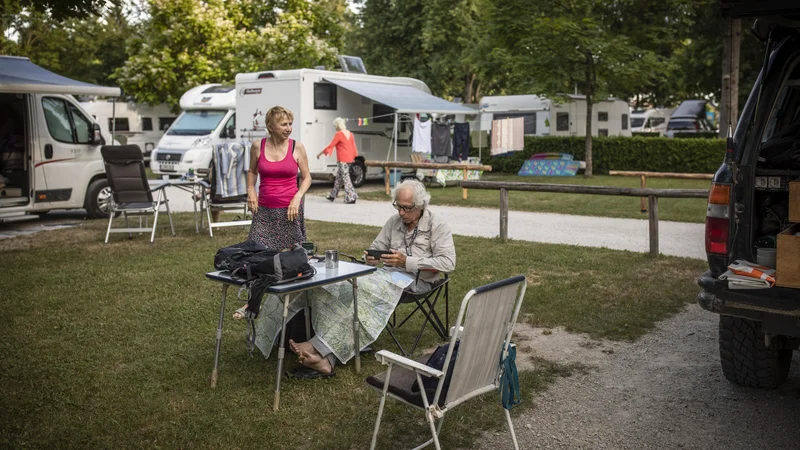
{"left": 345, "top": 199, "right": 356, "bottom": 204}
{"left": 325, "top": 196, "right": 335, "bottom": 202}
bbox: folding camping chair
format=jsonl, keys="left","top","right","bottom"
{"left": 101, "top": 145, "right": 175, "bottom": 244}
{"left": 385, "top": 271, "right": 450, "bottom": 357}
{"left": 204, "top": 142, "right": 251, "bottom": 237}
{"left": 367, "top": 275, "right": 527, "bottom": 450}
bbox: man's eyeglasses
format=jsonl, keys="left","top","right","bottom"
{"left": 392, "top": 201, "right": 417, "bottom": 213}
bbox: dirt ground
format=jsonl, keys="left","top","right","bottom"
{"left": 477, "top": 303, "right": 800, "bottom": 450}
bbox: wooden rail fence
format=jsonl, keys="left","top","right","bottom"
{"left": 460, "top": 180, "right": 709, "bottom": 256}
{"left": 364, "top": 160, "right": 492, "bottom": 199}
{"left": 608, "top": 170, "right": 713, "bottom": 213}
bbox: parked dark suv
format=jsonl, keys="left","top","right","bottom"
{"left": 697, "top": 2, "right": 800, "bottom": 389}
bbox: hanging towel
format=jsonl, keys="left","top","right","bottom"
{"left": 491, "top": 118, "right": 524, "bottom": 155}
{"left": 431, "top": 123, "right": 452, "bottom": 163}
{"left": 412, "top": 116, "right": 432, "bottom": 153}
{"left": 214, "top": 141, "right": 250, "bottom": 199}
{"left": 452, "top": 122, "right": 470, "bottom": 160}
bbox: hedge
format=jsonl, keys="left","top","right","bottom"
{"left": 631, "top": 132, "right": 661, "bottom": 138}
{"left": 473, "top": 136, "right": 726, "bottom": 174}
{"left": 674, "top": 131, "right": 719, "bottom": 139}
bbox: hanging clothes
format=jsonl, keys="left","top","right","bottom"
{"left": 491, "top": 118, "right": 524, "bottom": 155}
{"left": 431, "top": 122, "right": 452, "bottom": 163}
{"left": 452, "top": 122, "right": 470, "bottom": 161}
{"left": 412, "top": 116, "right": 432, "bottom": 153}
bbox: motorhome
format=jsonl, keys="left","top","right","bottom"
{"left": 80, "top": 100, "right": 175, "bottom": 162}
{"left": 477, "top": 94, "right": 633, "bottom": 137}
{"left": 0, "top": 55, "right": 119, "bottom": 222}
{"left": 234, "top": 68, "right": 475, "bottom": 186}
{"left": 149, "top": 84, "right": 237, "bottom": 176}
{"left": 629, "top": 107, "right": 672, "bottom": 135}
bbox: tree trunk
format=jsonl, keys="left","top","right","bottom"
{"left": 719, "top": 17, "right": 741, "bottom": 137}
{"left": 464, "top": 73, "right": 475, "bottom": 103}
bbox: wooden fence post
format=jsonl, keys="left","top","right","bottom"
{"left": 384, "top": 167, "right": 390, "bottom": 196}
{"left": 648, "top": 195, "right": 659, "bottom": 256}
{"left": 462, "top": 169, "right": 468, "bottom": 200}
{"left": 500, "top": 188, "right": 509, "bottom": 243}
{"left": 640, "top": 175, "right": 647, "bottom": 213}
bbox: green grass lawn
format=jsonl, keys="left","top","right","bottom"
{"left": 0, "top": 215, "right": 706, "bottom": 449}
{"left": 359, "top": 173, "right": 711, "bottom": 223}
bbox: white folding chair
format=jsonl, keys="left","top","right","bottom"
{"left": 204, "top": 142, "right": 251, "bottom": 237}
{"left": 101, "top": 145, "right": 175, "bottom": 244}
{"left": 367, "top": 275, "right": 528, "bottom": 450}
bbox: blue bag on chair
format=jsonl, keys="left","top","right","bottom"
{"left": 500, "top": 344, "right": 521, "bottom": 410}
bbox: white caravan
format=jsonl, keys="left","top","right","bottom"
{"left": 80, "top": 100, "right": 176, "bottom": 162}
{"left": 629, "top": 107, "right": 672, "bottom": 135}
{"left": 234, "top": 68, "right": 476, "bottom": 186}
{"left": 477, "top": 94, "right": 633, "bottom": 137}
{"left": 149, "top": 84, "right": 237, "bottom": 176}
{"left": 0, "top": 55, "right": 120, "bottom": 222}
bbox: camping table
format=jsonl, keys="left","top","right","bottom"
{"left": 205, "top": 260, "right": 377, "bottom": 410}
{"left": 148, "top": 178, "right": 210, "bottom": 233}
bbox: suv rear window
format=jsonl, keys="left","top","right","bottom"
{"left": 667, "top": 119, "right": 696, "bottom": 130}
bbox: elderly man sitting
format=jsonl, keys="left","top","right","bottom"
{"left": 248, "top": 179, "right": 456, "bottom": 378}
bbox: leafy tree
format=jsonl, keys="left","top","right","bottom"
{"left": 487, "top": 0, "right": 664, "bottom": 176}
{"left": 113, "top": 0, "right": 347, "bottom": 111}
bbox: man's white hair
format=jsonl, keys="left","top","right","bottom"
{"left": 333, "top": 117, "right": 347, "bottom": 131}
{"left": 391, "top": 178, "right": 431, "bottom": 209}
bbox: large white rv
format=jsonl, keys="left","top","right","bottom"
{"left": 149, "top": 84, "right": 237, "bottom": 176}
{"left": 477, "top": 94, "right": 633, "bottom": 137}
{"left": 0, "top": 55, "right": 119, "bottom": 222}
{"left": 80, "top": 100, "right": 176, "bottom": 162}
{"left": 234, "top": 68, "right": 475, "bottom": 186}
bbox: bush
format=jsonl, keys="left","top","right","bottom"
{"left": 673, "top": 131, "right": 720, "bottom": 139}
{"left": 473, "top": 136, "right": 726, "bottom": 174}
{"left": 631, "top": 132, "right": 661, "bottom": 138}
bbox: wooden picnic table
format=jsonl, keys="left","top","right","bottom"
{"left": 364, "top": 160, "right": 492, "bottom": 199}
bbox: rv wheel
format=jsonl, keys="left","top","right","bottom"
{"left": 350, "top": 160, "right": 366, "bottom": 188}
{"left": 86, "top": 179, "right": 117, "bottom": 219}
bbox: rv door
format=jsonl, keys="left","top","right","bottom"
{"left": 36, "top": 94, "right": 103, "bottom": 209}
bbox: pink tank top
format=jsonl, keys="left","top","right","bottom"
{"left": 258, "top": 138, "right": 298, "bottom": 208}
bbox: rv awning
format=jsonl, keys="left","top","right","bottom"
{"left": 0, "top": 55, "right": 121, "bottom": 96}
{"left": 324, "top": 78, "right": 476, "bottom": 115}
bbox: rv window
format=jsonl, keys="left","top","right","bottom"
{"left": 166, "top": 111, "right": 225, "bottom": 136}
{"left": 108, "top": 117, "right": 130, "bottom": 132}
{"left": 494, "top": 113, "right": 536, "bottom": 134}
{"left": 41, "top": 97, "right": 74, "bottom": 143}
{"left": 598, "top": 129, "right": 609, "bottom": 136}
{"left": 372, "top": 103, "right": 394, "bottom": 123}
{"left": 68, "top": 103, "right": 93, "bottom": 144}
{"left": 598, "top": 111, "right": 608, "bottom": 122}
{"left": 556, "top": 113, "right": 569, "bottom": 131}
{"left": 621, "top": 114, "right": 628, "bottom": 130}
{"left": 142, "top": 117, "right": 153, "bottom": 131}
{"left": 314, "top": 83, "right": 337, "bottom": 110}
{"left": 220, "top": 115, "right": 235, "bottom": 138}
{"left": 650, "top": 117, "right": 665, "bottom": 126}
{"left": 159, "top": 117, "right": 176, "bottom": 131}
{"left": 631, "top": 117, "right": 645, "bottom": 128}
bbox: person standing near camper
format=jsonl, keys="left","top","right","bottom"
{"left": 246, "top": 106, "right": 312, "bottom": 249}
{"left": 316, "top": 117, "right": 358, "bottom": 204}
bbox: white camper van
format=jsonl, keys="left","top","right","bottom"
{"left": 0, "top": 55, "right": 120, "bottom": 222}
{"left": 478, "top": 94, "right": 633, "bottom": 137}
{"left": 80, "top": 100, "right": 176, "bottom": 162}
{"left": 629, "top": 108, "right": 671, "bottom": 135}
{"left": 234, "top": 68, "right": 475, "bottom": 186}
{"left": 149, "top": 84, "right": 237, "bottom": 176}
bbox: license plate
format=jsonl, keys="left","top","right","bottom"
{"left": 160, "top": 166, "right": 176, "bottom": 173}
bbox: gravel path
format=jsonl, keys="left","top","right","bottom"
{"left": 477, "top": 303, "right": 800, "bottom": 450}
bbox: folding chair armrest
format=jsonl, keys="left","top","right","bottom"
{"left": 148, "top": 181, "right": 169, "bottom": 192}
{"left": 374, "top": 350, "right": 444, "bottom": 379}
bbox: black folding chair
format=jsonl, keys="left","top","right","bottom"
{"left": 385, "top": 270, "right": 450, "bottom": 357}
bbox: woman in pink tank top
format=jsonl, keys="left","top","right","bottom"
{"left": 244, "top": 106, "right": 312, "bottom": 252}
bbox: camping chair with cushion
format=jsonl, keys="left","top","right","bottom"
{"left": 204, "top": 142, "right": 251, "bottom": 237}
{"left": 367, "top": 275, "right": 527, "bottom": 450}
{"left": 101, "top": 145, "right": 175, "bottom": 244}
{"left": 385, "top": 270, "right": 450, "bottom": 357}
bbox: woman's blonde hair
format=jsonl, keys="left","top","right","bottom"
{"left": 333, "top": 117, "right": 347, "bottom": 131}
{"left": 265, "top": 106, "right": 294, "bottom": 135}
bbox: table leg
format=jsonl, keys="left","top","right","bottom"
{"left": 304, "top": 291, "right": 311, "bottom": 339}
{"left": 352, "top": 278, "right": 361, "bottom": 373}
{"left": 193, "top": 184, "right": 200, "bottom": 233}
{"left": 274, "top": 293, "right": 290, "bottom": 411}
{"left": 211, "top": 284, "right": 228, "bottom": 388}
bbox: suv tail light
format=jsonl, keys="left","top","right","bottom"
{"left": 705, "top": 183, "right": 731, "bottom": 255}
{"left": 695, "top": 121, "right": 700, "bottom": 132}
